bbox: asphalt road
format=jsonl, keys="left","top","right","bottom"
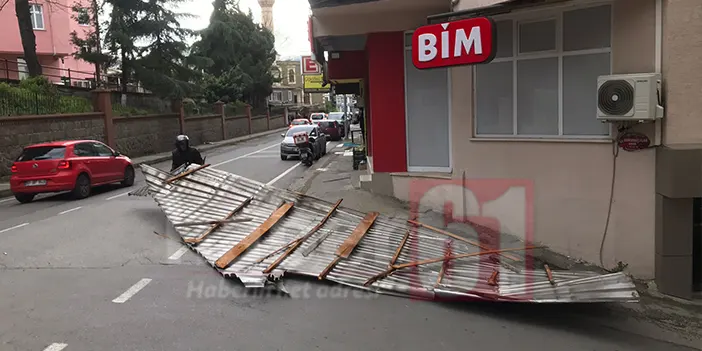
{"left": 0, "top": 133, "right": 696, "bottom": 351}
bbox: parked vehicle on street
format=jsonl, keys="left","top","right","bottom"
{"left": 289, "top": 118, "right": 311, "bottom": 128}
{"left": 10, "top": 140, "right": 134, "bottom": 203}
{"left": 316, "top": 119, "right": 343, "bottom": 141}
{"left": 280, "top": 125, "right": 327, "bottom": 161}
{"left": 310, "top": 112, "right": 326, "bottom": 123}
{"left": 327, "top": 112, "right": 347, "bottom": 137}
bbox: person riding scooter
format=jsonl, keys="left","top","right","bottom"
{"left": 171, "top": 134, "right": 204, "bottom": 171}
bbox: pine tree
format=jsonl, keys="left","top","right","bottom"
{"left": 193, "top": 0, "right": 276, "bottom": 106}
{"left": 133, "top": 0, "right": 206, "bottom": 98}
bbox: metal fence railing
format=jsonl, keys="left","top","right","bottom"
{"left": 0, "top": 86, "right": 93, "bottom": 116}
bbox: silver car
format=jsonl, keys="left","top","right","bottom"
{"left": 280, "top": 125, "right": 327, "bottom": 160}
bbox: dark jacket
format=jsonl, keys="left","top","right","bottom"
{"left": 171, "top": 147, "right": 204, "bottom": 171}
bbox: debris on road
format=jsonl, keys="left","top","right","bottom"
{"left": 138, "top": 164, "right": 640, "bottom": 303}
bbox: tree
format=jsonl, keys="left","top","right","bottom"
{"left": 14, "top": 0, "right": 42, "bottom": 77}
{"left": 132, "top": 0, "right": 207, "bottom": 98}
{"left": 192, "top": 0, "right": 276, "bottom": 106}
{"left": 70, "top": 0, "right": 110, "bottom": 85}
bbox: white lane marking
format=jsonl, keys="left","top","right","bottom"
{"left": 267, "top": 163, "right": 301, "bottom": 186}
{"left": 266, "top": 141, "right": 330, "bottom": 186}
{"left": 343, "top": 150, "right": 353, "bottom": 157}
{"left": 43, "top": 343, "right": 68, "bottom": 351}
{"left": 0, "top": 223, "right": 29, "bottom": 234}
{"left": 213, "top": 143, "right": 279, "bottom": 167}
{"left": 168, "top": 247, "right": 189, "bottom": 260}
{"left": 0, "top": 197, "right": 14, "bottom": 204}
{"left": 336, "top": 144, "right": 344, "bottom": 148}
{"left": 58, "top": 206, "right": 82, "bottom": 215}
{"left": 107, "top": 191, "right": 131, "bottom": 200}
{"left": 112, "top": 278, "right": 152, "bottom": 303}
{"left": 244, "top": 155, "right": 280, "bottom": 158}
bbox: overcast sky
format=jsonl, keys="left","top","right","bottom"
{"left": 178, "top": 0, "right": 312, "bottom": 59}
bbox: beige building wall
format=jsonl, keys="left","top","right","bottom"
{"left": 391, "top": 0, "right": 659, "bottom": 278}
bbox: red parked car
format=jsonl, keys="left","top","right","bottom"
{"left": 10, "top": 140, "right": 135, "bottom": 203}
{"left": 316, "top": 119, "right": 343, "bottom": 141}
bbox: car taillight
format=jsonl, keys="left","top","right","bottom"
{"left": 11, "top": 164, "right": 17, "bottom": 173}
{"left": 57, "top": 160, "right": 71, "bottom": 169}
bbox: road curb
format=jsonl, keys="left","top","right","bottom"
{"left": 0, "top": 128, "right": 288, "bottom": 200}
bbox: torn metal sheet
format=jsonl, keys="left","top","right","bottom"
{"left": 129, "top": 163, "right": 190, "bottom": 197}
{"left": 138, "top": 164, "right": 640, "bottom": 303}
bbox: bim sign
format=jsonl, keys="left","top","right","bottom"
{"left": 412, "top": 17, "right": 497, "bottom": 69}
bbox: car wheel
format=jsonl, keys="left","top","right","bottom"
{"left": 72, "top": 173, "right": 91, "bottom": 199}
{"left": 281, "top": 154, "right": 287, "bottom": 160}
{"left": 14, "top": 193, "right": 35, "bottom": 204}
{"left": 121, "top": 166, "right": 135, "bottom": 187}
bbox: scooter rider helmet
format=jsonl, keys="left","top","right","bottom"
{"left": 175, "top": 134, "right": 190, "bottom": 151}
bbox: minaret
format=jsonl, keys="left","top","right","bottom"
{"left": 258, "top": 0, "right": 275, "bottom": 33}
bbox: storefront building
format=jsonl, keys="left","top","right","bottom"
{"left": 308, "top": 0, "right": 702, "bottom": 299}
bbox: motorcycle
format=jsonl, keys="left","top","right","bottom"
{"left": 293, "top": 131, "right": 315, "bottom": 167}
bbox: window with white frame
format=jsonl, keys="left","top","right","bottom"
{"left": 16, "top": 58, "right": 29, "bottom": 80}
{"left": 475, "top": 4, "right": 612, "bottom": 138}
{"left": 29, "top": 4, "right": 44, "bottom": 30}
{"left": 77, "top": 7, "right": 90, "bottom": 26}
{"left": 287, "top": 90, "right": 293, "bottom": 102}
{"left": 288, "top": 68, "right": 296, "bottom": 84}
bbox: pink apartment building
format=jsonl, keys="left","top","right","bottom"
{"left": 0, "top": 0, "right": 95, "bottom": 86}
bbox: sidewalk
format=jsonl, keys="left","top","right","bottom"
{"left": 0, "top": 127, "right": 288, "bottom": 199}
{"left": 289, "top": 144, "right": 702, "bottom": 350}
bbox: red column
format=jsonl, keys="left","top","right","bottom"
{"left": 366, "top": 32, "right": 407, "bottom": 173}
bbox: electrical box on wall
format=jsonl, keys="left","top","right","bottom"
{"left": 596, "top": 73, "right": 664, "bottom": 123}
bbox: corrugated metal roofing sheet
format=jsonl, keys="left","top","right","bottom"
{"left": 138, "top": 163, "right": 639, "bottom": 303}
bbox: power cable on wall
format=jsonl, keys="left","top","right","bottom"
{"left": 599, "top": 125, "right": 622, "bottom": 268}
{"left": 599, "top": 123, "right": 656, "bottom": 270}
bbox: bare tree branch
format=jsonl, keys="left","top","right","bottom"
{"left": 0, "top": 0, "right": 10, "bottom": 12}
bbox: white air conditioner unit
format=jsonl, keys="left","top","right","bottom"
{"left": 596, "top": 73, "right": 664, "bottom": 122}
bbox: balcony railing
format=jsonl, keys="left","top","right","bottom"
{"left": 0, "top": 58, "right": 145, "bottom": 92}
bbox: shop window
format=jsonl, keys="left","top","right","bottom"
{"left": 404, "top": 32, "right": 451, "bottom": 172}
{"left": 475, "top": 4, "right": 612, "bottom": 138}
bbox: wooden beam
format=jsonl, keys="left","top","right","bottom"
{"left": 408, "top": 220, "right": 522, "bottom": 262}
{"left": 263, "top": 199, "right": 343, "bottom": 273}
{"left": 215, "top": 202, "right": 294, "bottom": 269}
{"left": 318, "top": 256, "right": 342, "bottom": 280}
{"left": 434, "top": 240, "right": 453, "bottom": 288}
{"left": 389, "top": 230, "right": 411, "bottom": 267}
{"left": 544, "top": 264, "right": 555, "bottom": 285}
{"left": 364, "top": 246, "right": 540, "bottom": 287}
{"left": 184, "top": 197, "right": 253, "bottom": 244}
{"left": 166, "top": 164, "right": 210, "bottom": 184}
{"left": 336, "top": 212, "right": 379, "bottom": 258}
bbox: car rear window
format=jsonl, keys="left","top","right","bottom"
{"left": 16, "top": 146, "right": 66, "bottom": 161}
{"left": 319, "top": 121, "right": 334, "bottom": 128}
{"left": 286, "top": 126, "right": 314, "bottom": 136}
{"left": 292, "top": 120, "right": 307, "bottom": 125}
